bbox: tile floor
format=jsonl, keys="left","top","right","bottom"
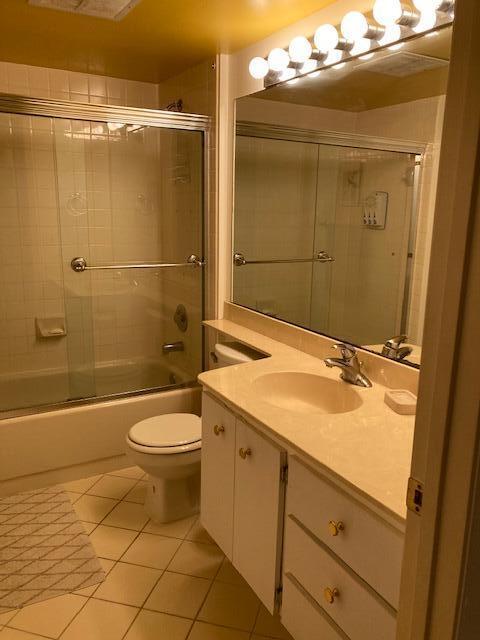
{"left": 0, "top": 466, "right": 293, "bottom": 640}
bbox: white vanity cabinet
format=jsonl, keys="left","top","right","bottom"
{"left": 280, "top": 457, "right": 403, "bottom": 640}
{"left": 200, "top": 391, "right": 405, "bottom": 638}
{"left": 201, "top": 392, "right": 286, "bottom": 612}
{"left": 200, "top": 393, "right": 236, "bottom": 558}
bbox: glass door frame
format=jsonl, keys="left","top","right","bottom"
{"left": 232, "top": 120, "right": 426, "bottom": 359}
{"left": 0, "top": 93, "right": 211, "bottom": 419}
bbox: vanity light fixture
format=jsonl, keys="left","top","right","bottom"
{"left": 299, "top": 59, "right": 319, "bottom": 74}
{"left": 248, "top": 0, "right": 455, "bottom": 82}
{"left": 324, "top": 49, "right": 344, "bottom": 66}
{"left": 412, "top": 8, "right": 438, "bottom": 32}
{"left": 350, "top": 37, "right": 374, "bottom": 56}
{"left": 377, "top": 23, "right": 402, "bottom": 46}
{"left": 340, "top": 11, "right": 383, "bottom": 41}
{"left": 267, "top": 48, "right": 290, "bottom": 72}
{"left": 248, "top": 56, "right": 269, "bottom": 79}
{"left": 373, "top": 0, "right": 403, "bottom": 25}
{"left": 278, "top": 67, "right": 297, "bottom": 82}
{"left": 313, "top": 24, "right": 340, "bottom": 53}
{"left": 288, "top": 36, "right": 313, "bottom": 63}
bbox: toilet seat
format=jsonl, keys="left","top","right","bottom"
{"left": 127, "top": 413, "right": 201, "bottom": 455}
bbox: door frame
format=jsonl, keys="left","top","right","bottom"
{"left": 397, "top": 0, "right": 480, "bottom": 637}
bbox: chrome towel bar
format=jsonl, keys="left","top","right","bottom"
{"left": 71, "top": 254, "right": 205, "bottom": 272}
{"left": 233, "top": 251, "right": 335, "bottom": 267}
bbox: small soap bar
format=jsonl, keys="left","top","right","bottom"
{"left": 384, "top": 389, "right": 417, "bottom": 415}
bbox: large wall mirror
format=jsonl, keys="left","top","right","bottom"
{"left": 232, "top": 24, "right": 451, "bottom": 368}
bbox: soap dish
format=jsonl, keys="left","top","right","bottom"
{"left": 384, "top": 389, "right": 417, "bottom": 415}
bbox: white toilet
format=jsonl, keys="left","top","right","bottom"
{"left": 126, "top": 342, "right": 261, "bottom": 523}
{"left": 126, "top": 413, "right": 201, "bottom": 523}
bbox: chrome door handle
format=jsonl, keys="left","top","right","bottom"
{"left": 239, "top": 447, "right": 252, "bottom": 459}
{"left": 316, "top": 251, "right": 335, "bottom": 263}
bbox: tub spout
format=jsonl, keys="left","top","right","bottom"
{"left": 162, "top": 341, "right": 184, "bottom": 354}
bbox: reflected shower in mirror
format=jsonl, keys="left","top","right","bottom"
{"left": 232, "top": 25, "right": 452, "bottom": 367}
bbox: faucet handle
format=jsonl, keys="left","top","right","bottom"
{"left": 333, "top": 343, "right": 357, "bottom": 361}
{"left": 385, "top": 335, "right": 408, "bottom": 349}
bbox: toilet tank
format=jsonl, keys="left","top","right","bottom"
{"left": 213, "top": 341, "right": 264, "bottom": 368}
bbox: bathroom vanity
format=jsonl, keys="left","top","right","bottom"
{"left": 199, "top": 317, "right": 415, "bottom": 640}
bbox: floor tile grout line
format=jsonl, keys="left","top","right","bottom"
{"left": 116, "top": 566, "right": 168, "bottom": 640}
{"left": 85, "top": 475, "right": 143, "bottom": 502}
{"left": 184, "top": 550, "right": 230, "bottom": 640}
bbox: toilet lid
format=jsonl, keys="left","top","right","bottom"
{"left": 128, "top": 413, "right": 201, "bottom": 448}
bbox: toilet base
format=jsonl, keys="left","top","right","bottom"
{"left": 145, "top": 471, "right": 201, "bottom": 523}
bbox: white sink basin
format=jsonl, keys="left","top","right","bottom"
{"left": 252, "top": 372, "right": 363, "bottom": 415}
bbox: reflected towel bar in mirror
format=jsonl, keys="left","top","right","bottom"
{"left": 71, "top": 254, "right": 205, "bottom": 272}
{"left": 233, "top": 251, "right": 335, "bottom": 267}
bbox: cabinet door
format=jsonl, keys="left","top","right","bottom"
{"left": 233, "top": 418, "right": 285, "bottom": 613}
{"left": 200, "top": 393, "right": 236, "bottom": 559}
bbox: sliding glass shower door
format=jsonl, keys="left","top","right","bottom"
{"left": 233, "top": 133, "right": 417, "bottom": 347}
{"left": 0, "top": 106, "right": 205, "bottom": 415}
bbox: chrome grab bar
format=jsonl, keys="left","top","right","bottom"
{"left": 71, "top": 254, "right": 205, "bottom": 273}
{"left": 233, "top": 251, "right": 335, "bottom": 267}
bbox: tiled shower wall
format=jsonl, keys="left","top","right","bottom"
{"left": 0, "top": 60, "right": 212, "bottom": 391}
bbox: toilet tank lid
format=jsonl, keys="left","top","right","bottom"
{"left": 128, "top": 413, "right": 201, "bottom": 448}
{"left": 214, "top": 341, "right": 263, "bottom": 364}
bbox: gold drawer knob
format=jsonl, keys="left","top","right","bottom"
{"left": 328, "top": 520, "right": 345, "bottom": 537}
{"left": 213, "top": 424, "right": 225, "bottom": 436}
{"left": 239, "top": 447, "right": 252, "bottom": 459}
{"left": 323, "top": 587, "right": 340, "bottom": 604}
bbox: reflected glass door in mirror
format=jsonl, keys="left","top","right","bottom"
{"left": 232, "top": 26, "right": 452, "bottom": 367}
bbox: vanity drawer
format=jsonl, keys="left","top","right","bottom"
{"left": 287, "top": 457, "right": 404, "bottom": 608}
{"left": 281, "top": 573, "right": 347, "bottom": 640}
{"left": 284, "top": 516, "right": 397, "bottom": 640}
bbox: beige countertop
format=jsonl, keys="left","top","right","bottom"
{"left": 198, "top": 319, "right": 415, "bottom": 524}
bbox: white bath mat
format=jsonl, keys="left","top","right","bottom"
{"left": 0, "top": 485, "right": 105, "bottom": 613}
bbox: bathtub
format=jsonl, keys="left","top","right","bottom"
{"left": 0, "top": 359, "right": 189, "bottom": 415}
{"left": 0, "top": 380, "right": 202, "bottom": 497}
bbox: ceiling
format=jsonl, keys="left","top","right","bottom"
{"left": 0, "top": 0, "right": 339, "bottom": 83}
{"left": 253, "top": 26, "right": 451, "bottom": 112}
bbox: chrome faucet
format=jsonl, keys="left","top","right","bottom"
{"left": 324, "top": 343, "right": 372, "bottom": 388}
{"left": 382, "top": 335, "right": 413, "bottom": 361}
{"left": 162, "top": 341, "right": 184, "bottom": 354}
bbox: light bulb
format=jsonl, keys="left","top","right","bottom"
{"left": 341, "top": 11, "right": 369, "bottom": 41}
{"left": 324, "top": 49, "right": 343, "bottom": 66}
{"left": 248, "top": 57, "right": 269, "bottom": 79}
{"left": 300, "top": 59, "right": 318, "bottom": 74}
{"left": 288, "top": 36, "right": 312, "bottom": 63}
{"left": 350, "top": 38, "right": 372, "bottom": 56}
{"left": 278, "top": 67, "right": 296, "bottom": 82}
{"left": 413, "top": 8, "right": 437, "bottom": 32}
{"left": 313, "top": 24, "right": 339, "bottom": 53}
{"left": 378, "top": 23, "right": 401, "bottom": 46}
{"left": 373, "top": 0, "right": 403, "bottom": 26}
{"left": 267, "top": 48, "right": 290, "bottom": 72}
